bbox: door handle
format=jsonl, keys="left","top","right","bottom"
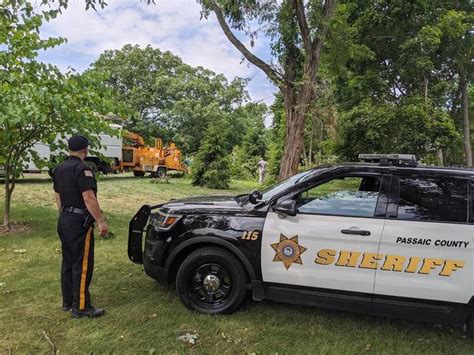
{"left": 341, "top": 229, "right": 371, "bottom": 236}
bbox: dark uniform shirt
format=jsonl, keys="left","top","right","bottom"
{"left": 53, "top": 156, "right": 97, "bottom": 209}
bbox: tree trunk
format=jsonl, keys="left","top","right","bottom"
{"left": 3, "top": 166, "right": 13, "bottom": 231}
{"left": 437, "top": 149, "right": 444, "bottom": 167}
{"left": 302, "top": 138, "right": 307, "bottom": 167}
{"left": 308, "top": 124, "right": 314, "bottom": 167}
{"left": 278, "top": 90, "right": 307, "bottom": 181}
{"left": 278, "top": 114, "right": 305, "bottom": 180}
{"left": 460, "top": 73, "right": 472, "bottom": 167}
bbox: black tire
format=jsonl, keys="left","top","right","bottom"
{"left": 133, "top": 171, "right": 146, "bottom": 177}
{"left": 157, "top": 167, "right": 167, "bottom": 178}
{"left": 176, "top": 247, "right": 247, "bottom": 314}
{"left": 84, "top": 160, "right": 99, "bottom": 175}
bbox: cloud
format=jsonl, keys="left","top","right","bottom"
{"left": 38, "top": 0, "right": 277, "bottom": 105}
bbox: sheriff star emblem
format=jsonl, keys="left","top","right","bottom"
{"left": 271, "top": 234, "right": 307, "bottom": 270}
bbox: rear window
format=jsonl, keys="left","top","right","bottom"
{"left": 397, "top": 176, "right": 468, "bottom": 223}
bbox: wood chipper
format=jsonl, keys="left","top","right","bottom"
{"left": 117, "top": 131, "right": 187, "bottom": 177}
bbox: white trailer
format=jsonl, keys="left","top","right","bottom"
{"left": 25, "top": 124, "right": 123, "bottom": 174}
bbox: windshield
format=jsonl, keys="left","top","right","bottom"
{"left": 260, "top": 170, "right": 315, "bottom": 201}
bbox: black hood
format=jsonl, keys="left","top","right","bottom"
{"left": 160, "top": 195, "right": 244, "bottom": 214}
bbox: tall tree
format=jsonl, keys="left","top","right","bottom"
{"left": 192, "top": 108, "right": 232, "bottom": 189}
{"left": 0, "top": 1, "right": 113, "bottom": 230}
{"left": 230, "top": 102, "right": 268, "bottom": 179}
{"left": 434, "top": 6, "right": 473, "bottom": 166}
{"left": 199, "top": 0, "right": 337, "bottom": 180}
{"left": 89, "top": 45, "right": 249, "bottom": 154}
{"left": 328, "top": 0, "right": 468, "bottom": 164}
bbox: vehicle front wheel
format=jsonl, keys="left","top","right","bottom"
{"left": 176, "top": 247, "right": 248, "bottom": 314}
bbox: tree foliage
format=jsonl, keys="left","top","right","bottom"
{"left": 191, "top": 110, "right": 232, "bottom": 189}
{"left": 199, "top": 0, "right": 337, "bottom": 180}
{"left": 230, "top": 102, "right": 268, "bottom": 179}
{"left": 328, "top": 0, "right": 472, "bottom": 165}
{"left": 0, "top": 1, "right": 114, "bottom": 229}
{"left": 89, "top": 45, "right": 249, "bottom": 154}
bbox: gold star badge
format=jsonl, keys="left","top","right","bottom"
{"left": 271, "top": 234, "right": 307, "bottom": 270}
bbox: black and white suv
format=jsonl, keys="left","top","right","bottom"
{"left": 129, "top": 154, "right": 474, "bottom": 333}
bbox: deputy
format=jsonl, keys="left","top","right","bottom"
{"left": 53, "top": 134, "right": 109, "bottom": 318}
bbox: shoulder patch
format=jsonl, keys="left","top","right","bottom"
{"left": 84, "top": 170, "right": 94, "bottom": 177}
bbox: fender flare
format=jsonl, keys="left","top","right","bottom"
{"left": 164, "top": 236, "right": 257, "bottom": 281}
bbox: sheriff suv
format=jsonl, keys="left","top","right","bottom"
{"left": 128, "top": 154, "right": 474, "bottom": 333}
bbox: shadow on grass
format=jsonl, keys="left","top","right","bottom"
{"left": 133, "top": 276, "right": 470, "bottom": 342}
{"left": 243, "top": 298, "right": 469, "bottom": 341}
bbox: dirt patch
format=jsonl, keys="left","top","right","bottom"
{"left": 0, "top": 222, "right": 34, "bottom": 235}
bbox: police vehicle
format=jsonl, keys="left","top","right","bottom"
{"left": 128, "top": 154, "right": 474, "bottom": 333}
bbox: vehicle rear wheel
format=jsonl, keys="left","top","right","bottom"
{"left": 176, "top": 247, "right": 247, "bottom": 314}
{"left": 133, "top": 171, "right": 145, "bottom": 177}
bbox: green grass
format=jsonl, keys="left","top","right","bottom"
{"left": 1, "top": 173, "right": 473, "bottom": 354}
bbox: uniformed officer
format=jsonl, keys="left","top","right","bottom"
{"left": 53, "top": 135, "right": 109, "bottom": 318}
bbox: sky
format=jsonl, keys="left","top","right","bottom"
{"left": 37, "top": 0, "right": 277, "bottom": 106}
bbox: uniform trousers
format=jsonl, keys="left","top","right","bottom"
{"left": 57, "top": 212, "right": 94, "bottom": 311}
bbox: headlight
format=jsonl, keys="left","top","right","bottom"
{"left": 151, "top": 210, "right": 182, "bottom": 231}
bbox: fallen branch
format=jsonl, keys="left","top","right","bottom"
{"left": 42, "top": 330, "right": 58, "bottom": 355}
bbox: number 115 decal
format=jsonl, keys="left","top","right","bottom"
{"left": 241, "top": 230, "right": 261, "bottom": 241}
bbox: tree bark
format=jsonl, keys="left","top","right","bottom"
{"left": 308, "top": 122, "right": 315, "bottom": 167}
{"left": 437, "top": 149, "right": 444, "bottom": 167}
{"left": 279, "top": 109, "right": 306, "bottom": 180}
{"left": 3, "top": 166, "right": 13, "bottom": 231}
{"left": 460, "top": 73, "right": 472, "bottom": 167}
{"left": 278, "top": 86, "right": 313, "bottom": 180}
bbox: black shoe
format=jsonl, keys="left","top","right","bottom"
{"left": 71, "top": 307, "right": 105, "bottom": 319}
{"left": 62, "top": 304, "right": 72, "bottom": 312}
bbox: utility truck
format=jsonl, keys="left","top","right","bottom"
{"left": 25, "top": 124, "right": 123, "bottom": 174}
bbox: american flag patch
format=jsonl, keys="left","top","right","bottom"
{"left": 84, "top": 170, "right": 94, "bottom": 177}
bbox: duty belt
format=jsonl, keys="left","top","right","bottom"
{"left": 60, "top": 206, "right": 85, "bottom": 215}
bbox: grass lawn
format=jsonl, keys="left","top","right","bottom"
{"left": 1, "top": 173, "right": 473, "bottom": 354}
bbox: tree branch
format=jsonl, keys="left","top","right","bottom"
{"left": 292, "top": 0, "right": 312, "bottom": 55}
{"left": 209, "top": 1, "right": 284, "bottom": 87}
{"left": 311, "top": 0, "right": 336, "bottom": 54}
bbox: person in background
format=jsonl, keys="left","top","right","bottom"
{"left": 258, "top": 158, "right": 268, "bottom": 185}
{"left": 53, "top": 134, "right": 109, "bottom": 318}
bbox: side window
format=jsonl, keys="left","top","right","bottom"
{"left": 397, "top": 176, "right": 468, "bottom": 223}
{"left": 296, "top": 176, "right": 381, "bottom": 217}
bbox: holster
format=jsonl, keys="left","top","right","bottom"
{"left": 83, "top": 214, "right": 95, "bottom": 230}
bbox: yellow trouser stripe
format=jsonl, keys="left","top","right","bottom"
{"left": 79, "top": 227, "right": 93, "bottom": 310}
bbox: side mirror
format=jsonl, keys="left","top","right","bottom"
{"left": 273, "top": 200, "right": 297, "bottom": 217}
{"left": 248, "top": 190, "right": 263, "bottom": 204}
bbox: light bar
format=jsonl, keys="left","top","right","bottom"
{"left": 358, "top": 154, "right": 417, "bottom": 166}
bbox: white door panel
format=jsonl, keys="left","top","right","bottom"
{"left": 375, "top": 220, "right": 473, "bottom": 303}
{"left": 262, "top": 212, "right": 385, "bottom": 294}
